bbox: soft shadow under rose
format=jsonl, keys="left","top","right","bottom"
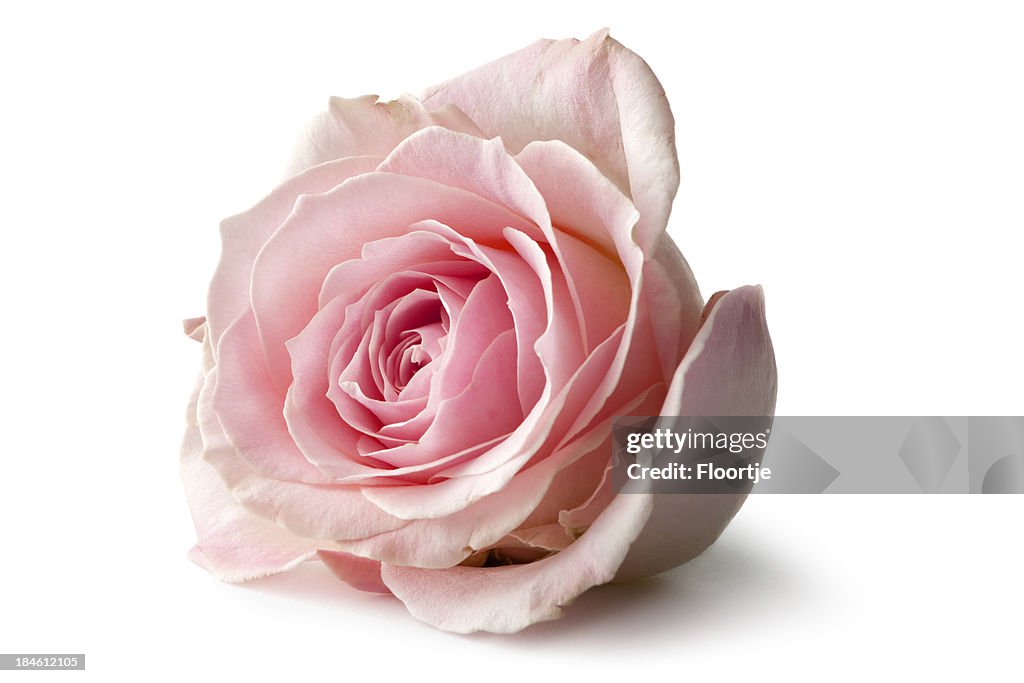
{"left": 181, "top": 29, "right": 777, "bottom": 634}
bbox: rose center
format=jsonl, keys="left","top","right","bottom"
{"left": 387, "top": 320, "right": 446, "bottom": 394}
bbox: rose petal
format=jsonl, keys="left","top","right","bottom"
{"left": 380, "top": 129, "right": 622, "bottom": 366}
{"left": 285, "top": 297, "right": 392, "bottom": 479}
{"left": 250, "top": 172, "right": 536, "bottom": 389}
{"left": 181, "top": 324, "right": 320, "bottom": 582}
{"left": 361, "top": 326, "right": 627, "bottom": 519}
{"left": 556, "top": 379, "right": 671, "bottom": 535}
{"left": 378, "top": 127, "right": 550, "bottom": 240}
{"left": 414, "top": 221, "right": 548, "bottom": 412}
{"left": 369, "top": 329, "right": 522, "bottom": 469}
{"left": 641, "top": 235, "right": 704, "bottom": 381}
{"left": 370, "top": 273, "right": 513, "bottom": 447}
{"left": 282, "top": 243, "right": 486, "bottom": 475}
{"left": 515, "top": 140, "right": 642, "bottom": 353}
{"left": 212, "top": 311, "right": 337, "bottom": 483}
{"left": 505, "top": 524, "right": 573, "bottom": 552}
{"left": 411, "top": 273, "right": 512, "bottom": 405}
{"left": 422, "top": 29, "right": 678, "bottom": 252}
{"left": 515, "top": 139, "right": 670, "bottom": 452}
{"left": 183, "top": 316, "right": 206, "bottom": 342}
{"left": 202, "top": 436, "right": 410, "bottom": 543}
{"left": 615, "top": 285, "right": 778, "bottom": 580}
{"left": 318, "top": 550, "right": 390, "bottom": 594}
{"left": 380, "top": 493, "right": 654, "bottom": 634}
{"left": 318, "top": 231, "right": 471, "bottom": 308}
{"left": 285, "top": 252, "right": 531, "bottom": 484}
{"left": 339, "top": 416, "right": 618, "bottom": 568}
{"left": 286, "top": 94, "right": 483, "bottom": 176}
{"left": 208, "top": 155, "right": 381, "bottom": 352}
{"left": 513, "top": 433, "right": 613, "bottom": 530}
{"left": 202, "top": 317, "right": 410, "bottom": 541}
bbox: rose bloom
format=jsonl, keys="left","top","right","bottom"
{"left": 181, "top": 30, "right": 776, "bottom": 634}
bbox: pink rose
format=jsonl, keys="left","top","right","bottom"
{"left": 181, "top": 29, "right": 776, "bottom": 634}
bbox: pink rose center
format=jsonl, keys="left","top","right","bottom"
{"left": 311, "top": 252, "right": 527, "bottom": 472}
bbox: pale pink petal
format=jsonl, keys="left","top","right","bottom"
{"left": 416, "top": 226, "right": 613, "bottom": 486}
{"left": 380, "top": 493, "right": 654, "bottom": 634}
{"left": 183, "top": 316, "right": 206, "bottom": 342}
{"left": 201, "top": 316, "right": 411, "bottom": 542}
{"left": 360, "top": 328, "right": 626, "bottom": 520}
{"left": 415, "top": 274, "right": 511, "bottom": 401}
{"left": 318, "top": 551, "right": 390, "bottom": 594}
{"left": 615, "top": 285, "right": 778, "bottom": 580}
{"left": 422, "top": 29, "right": 678, "bottom": 252}
{"left": 551, "top": 264, "right": 661, "bottom": 453}
{"left": 422, "top": 314, "right": 624, "bottom": 501}
{"left": 513, "top": 433, "right": 613, "bottom": 530}
{"left": 379, "top": 128, "right": 605, "bottom": 359}
{"left": 664, "top": 286, "right": 776, "bottom": 416}
{"left": 285, "top": 251, "right": 529, "bottom": 484}
{"left": 212, "top": 310, "right": 336, "bottom": 483}
{"left": 557, "top": 464, "right": 614, "bottom": 534}
{"left": 500, "top": 228, "right": 585, "bottom": 393}
{"left": 207, "top": 334, "right": 516, "bottom": 546}
{"left": 342, "top": 435, "right": 508, "bottom": 487}
{"left": 340, "top": 419, "right": 615, "bottom": 568}
{"left": 250, "top": 172, "right": 535, "bottom": 389}
{"left": 557, "top": 381, "right": 671, "bottom": 534}
{"left": 200, "top": 421, "right": 411, "bottom": 543}
{"left": 505, "top": 524, "right": 573, "bottom": 552}
{"left": 369, "top": 329, "right": 521, "bottom": 469}
{"left": 513, "top": 139, "right": 637, "bottom": 265}
{"left": 286, "top": 94, "right": 483, "bottom": 176}
{"left": 369, "top": 274, "right": 513, "bottom": 447}
{"left": 414, "top": 220, "right": 592, "bottom": 418}
{"left": 318, "top": 231, "right": 471, "bottom": 308}
{"left": 514, "top": 139, "right": 646, "bottom": 350}
{"left": 540, "top": 230, "right": 631, "bottom": 352}
{"left": 284, "top": 298, "right": 391, "bottom": 480}
{"left": 642, "top": 235, "right": 705, "bottom": 381}
{"left": 344, "top": 327, "right": 640, "bottom": 539}
{"left": 181, "top": 324, "right": 319, "bottom": 582}
{"left": 515, "top": 139, "right": 675, "bottom": 452}
{"left": 412, "top": 221, "right": 548, "bottom": 412}
{"left": 207, "top": 155, "right": 381, "bottom": 352}
{"left": 377, "top": 127, "right": 550, "bottom": 240}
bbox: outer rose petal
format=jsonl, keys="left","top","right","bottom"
{"left": 382, "top": 494, "right": 653, "bottom": 634}
{"left": 286, "top": 94, "right": 484, "bottom": 177}
{"left": 380, "top": 286, "right": 776, "bottom": 633}
{"left": 615, "top": 285, "right": 778, "bottom": 580}
{"left": 207, "top": 155, "right": 382, "bottom": 351}
{"left": 180, "top": 322, "right": 319, "bottom": 582}
{"left": 318, "top": 551, "right": 390, "bottom": 594}
{"left": 422, "top": 29, "right": 678, "bottom": 252}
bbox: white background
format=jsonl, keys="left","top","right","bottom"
{"left": 1, "top": 0, "right": 1022, "bottom": 680}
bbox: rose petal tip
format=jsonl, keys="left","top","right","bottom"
{"left": 182, "top": 316, "right": 206, "bottom": 342}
